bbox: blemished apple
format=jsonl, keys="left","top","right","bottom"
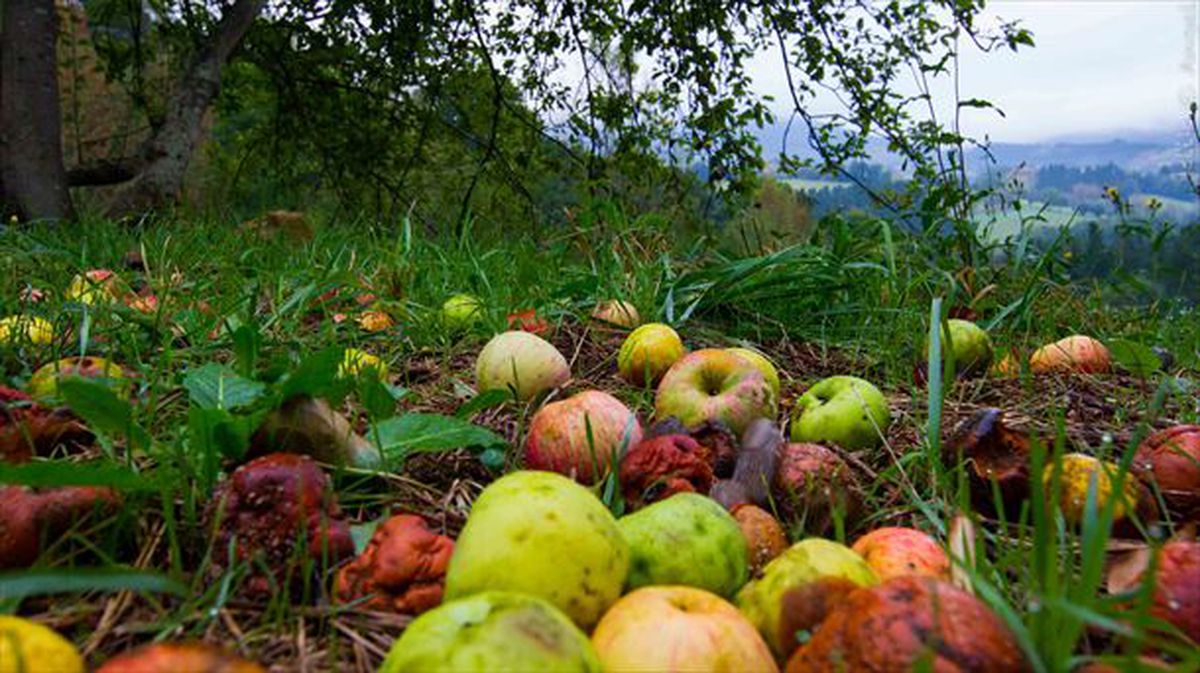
{"left": 592, "top": 586, "right": 778, "bottom": 673}
{"left": 1042, "top": 452, "right": 1140, "bottom": 525}
{"left": 617, "top": 492, "right": 748, "bottom": 598}
{"left": 591, "top": 300, "right": 641, "bottom": 329}
{"left": 27, "top": 356, "right": 131, "bottom": 403}
{"left": 524, "top": 390, "right": 643, "bottom": 484}
{"left": 930, "top": 319, "right": 993, "bottom": 376}
{"left": 338, "top": 348, "right": 388, "bottom": 380}
{"left": 0, "top": 316, "right": 53, "bottom": 346}
{"left": 1029, "top": 335, "right": 1111, "bottom": 374}
{"left": 443, "top": 471, "right": 629, "bottom": 630}
{"left": 851, "top": 527, "right": 950, "bottom": 582}
{"left": 617, "top": 323, "right": 686, "bottom": 386}
{"left": 789, "top": 375, "right": 889, "bottom": 450}
{"left": 380, "top": 591, "right": 601, "bottom": 673}
{"left": 441, "top": 293, "right": 483, "bottom": 330}
{"left": 655, "top": 349, "right": 776, "bottom": 435}
{"left": 727, "top": 347, "right": 781, "bottom": 397}
{"left": 736, "top": 538, "right": 878, "bottom": 658}
{"left": 475, "top": 330, "right": 570, "bottom": 401}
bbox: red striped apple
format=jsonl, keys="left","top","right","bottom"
{"left": 525, "top": 390, "right": 642, "bottom": 484}
{"left": 655, "top": 349, "right": 775, "bottom": 435}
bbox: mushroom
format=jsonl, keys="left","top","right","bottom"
{"left": 335, "top": 514, "right": 454, "bottom": 615}
{"left": 207, "top": 453, "right": 354, "bottom": 598}
{"left": 619, "top": 434, "right": 714, "bottom": 510}
{"left": 95, "top": 642, "right": 265, "bottom": 672}
{"left": 0, "top": 485, "right": 119, "bottom": 568}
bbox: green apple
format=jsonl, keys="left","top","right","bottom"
{"left": 618, "top": 492, "right": 748, "bottom": 598}
{"left": 735, "top": 538, "right": 877, "bottom": 658}
{"left": 931, "top": 319, "right": 993, "bottom": 376}
{"left": 617, "top": 323, "right": 685, "bottom": 386}
{"left": 726, "top": 347, "right": 781, "bottom": 398}
{"left": 655, "top": 349, "right": 776, "bottom": 435}
{"left": 476, "top": 331, "right": 570, "bottom": 402}
{"left": 380, "top": 591, "right": 601, "bottom": 673}
{"left": 442, "top": 293, "right": 484, "bottom": 330}
{"left": 27, "top": 356, "right": 131, "bottom": 403}
{"left": 789, "top": 375, "right": 889, "bottom": 450}
{"left": 444, "top": 471, "right": 629, "bottom": 630}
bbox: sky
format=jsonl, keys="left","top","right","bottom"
{"left": 751, "top": 0, "right": 1199, "bottom": 144}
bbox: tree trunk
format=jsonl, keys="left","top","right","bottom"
{"left": 105, "top": 0, "right": 264, "bottom": 216}
{"left": 0, "top": 0, "right": 75, "bottom": 221}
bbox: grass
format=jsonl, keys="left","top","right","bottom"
{"left": 1, "top": 212, "right": 1198, "bottom": 670}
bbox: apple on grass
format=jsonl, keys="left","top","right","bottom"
{"left": 789, "top": 375, "right": 889, "bottom": 450}
{"left": 727, "top": 347, "right": 781, "bottom": 398}
{"left": 655, "top": 349, "right": 776, "bottom": 436}
{"left": 591, "top": 300, "right": 640, "bottom": 329}
{"left": 524, "top": 390, "right": 643, "bottom": 485}
{"left": 617, "top": 323, "right": 686, "bottom": 386}
{"left": 930, "top": 319, "right": 993, "bottom": 376}
{"left": 475, "top": 331, "right": 570, "bottom": 402}
{"left": 441, "top": 293, "right": 483, "bottom": 330}
{"left": 592, "top": 586, "right": 778, "bottom": 673}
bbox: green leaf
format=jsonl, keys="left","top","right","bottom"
{"left": 57, "top": 378, "right": 150, "bottom": 451}
{"left": 183, "top": 363, "right": 267, "bottom": 410}
{"left": 349, "top": 518, "right": 385, "bottom": 556}
{"left": 358, "top": 377, "right": 397, "bottom": 421}
{"left": 0, "top": 567, "right": 186, "bottom": 600}
{"left": 373, "top": 413, "right": 507, "bottom": 464}
{"left": 0, "top": 460, "right": 158, "bottom": 491}
{"left": 280, "top": 347, "right": 351, "bottom": 402}
{"left": 188, "top": 406, "right": 264, "bottom": 464}
{"left": 232, "top": 324, "right": 263, "bottom": 377}
{"left": 1107, "top": 339, "right": 1161, "bottom": 377}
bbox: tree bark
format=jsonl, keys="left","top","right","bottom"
{"left": 0, "top": 0, "right": 76, "bottom": 221}
{"left": 106, "top": 0, "right": 264, "bottom": 216}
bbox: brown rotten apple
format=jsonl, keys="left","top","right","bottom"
{"left": 207, "top": 453, "right": 354, "bottom": 598}
{"left": 655, "top": 349, "right": 776, "bottom": 436}
{"left": 0, "top": 485, "right": 119, "bottom": 568}
{"left": 525, "top": 390, "right": 643, "bottom": 485}
{"left": 732, "top": 504, "right": 789, "bottom": 577}
{"left": 1109, "top": 540, "right": 1200, "bottom": 643}
{"left": 0, "top": 386, "right": 92, "bottom": 463}
{"left": 773, "top": 442, "right": 862, "bottom": 534}
{"left": 1133, "top": 425, "right": 1200, "bottom": 520}
{"left": 619, "top": 433, "right": 714, "bottom": 510}
{"left": 787, "top": 576, "right": 1030, "bottom": 672}
{"left": 336, "top": 514, "right": 454, "bottom": 615}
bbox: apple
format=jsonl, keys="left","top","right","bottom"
{"left": 0, "top": 615, "right": 84, "bottom": 673}
{"left": 442, "top": 293, "right": 483, "bottom": 330}
{"left": 655, "top": 349, "right": 776, "bottom": 435}
{"left": 851, "top": 527, "right": 950, "bottom": 582}
{"left": 524, "top": 390, "right": 643, "bottom": 484}
{"left": 592, "top": 587, "right": 777, "bottom": 673}
{"left": 0, "top": 316, "right": 53, "bottom": 346}
{"left": 64, "top": 269, "right": 131, "bottom": 305}
{"left": 27, "top": 356, "right": 131, "bottom": 403}
{"left": 930, "top": 319, "right": 993, "bottom": 376}
{"left": 736, "top": 538, "right": 878, "bottom": 658}
{"left": 591, "top": 300, "right": 641, "bottom": 329}
{"left": 380, "top": 591, "right": 601, "bottom": 672}
{"left": 338, "top": 348, "right": 388, "bottom": 380}
{"left": 476, "top": 331, "right": 570, "bottom": 402}
{"left": 789, "top": 376, "right": 889, "bottom": 450}
{"left": 1042, "top": 453, "right": 1140, "bottom": 525}
{"left": 727, "top": 347, "right": 781, "bottom": 397}
{"left": 1030, "top": 335, "right": 1111, "bottom": 374}
{"left": 618, "top": 492, "right": 748, "bottom": 598}
{"left": 444, "top": 471, "right": 629, "bottom": 630}
{"left": 617, "top": 323, "right": 685, "bottom": 386}
{"left": 732, "top": 504, "right": 789, "bottom": 576}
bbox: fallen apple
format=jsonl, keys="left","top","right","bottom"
{"left": 64, "top": 268, "right": 131, "bottom": 305}
{"left": 789, "top": 376, "right": 889, "bottom": 450}
{"left": 732, "top": 504, "right": 789, "bottom": 577}
{"left": 0, "top": 315, "right": 53, "bottom": 346}
{"left": 592, "top": 586, "right": 777, "bottom": 673}
{"left": 442, "top": 293, "right": 484, "bottom": 330}
{"left": 524, "top": 390, "right": 643, "bottom": 484}
{"left": 339, "top": 348, "right": 388, "bottom": 380}
{"left": 1042, "top": 453, "right": 1141, "bottom": 525}
{"left": 591, "top": 300, "right": 641, "bottom": 329}
{"left": 1133, "top": 425, "right": 1200, "bottom": 520}
{"left": 27, "top": 356, "right": 131, "bottom": 403}
{"left": 619, "top": 433, "right": 715, "bottom": 510}
{"left": 618, "top": 492, "right": 748, "bottom": 598}
{"left": 655, "top": 349, "right": 776, "bottom": 435}
{"left": 444, "top": 471, "right": 629, "bottom": 629}
{"left": 0, "top": 615, "right": 84, "bottom": 673}
{"left": 1111, "top": 540, "right": 1200, "bottom": 643}
{"left": 850, "top": 527, "right": 950, "bottom": 582}
{"left": 1029, "top": 335, "right": 1111, "bottom": 374}
{"left": 930, "top": 318, "right": 993, "bottom": 376}
{"left": 772, "top": 442, "right": 862, "bottom": 535}
{"left": 727, "top": 347, "right": 782, "bottom": 397}
{"left": 476, "top": 330, "right": 570, "bottom": 402}
{"left": 95, "top": 643, "right": 265, "bottom": 673}
{"left": 736, "top": 538, "right": 878, "bottom": 658}
{"left": 380, "top": 591, "right": 601, "bottom": 672}
{"left": 617, "top": 323, "right": 686, "bottom": 386}
{"left": 250, "top": 396, "right": 382, "bottom": 469}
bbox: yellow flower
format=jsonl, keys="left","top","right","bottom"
{"left": 0, "top": 315, "right": 53, "bottom": 345}
{"left": 340, "top": 348, "right": 388, "bottom": 380}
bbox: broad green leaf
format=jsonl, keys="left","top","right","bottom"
{"left": 0, "top": 460, "right": 157, "bottom": 491}
{"left": 58, "top": 378, "right": 150, "bottom": 451}
{"left": 0, "top": 567, "right": 186, "bottom": 600}
{"left": 232, "top": 324, "right": 263, "bottom": 377}
{"left": 280, "top": 347, "right": 351, "bottom": 402}
{"left": 373, "top": 413, "right": 506, "bottom": 464}
{"left": 183, "top": 363, "right": 267, "bottom": 410}
{"left": 1107, "top": 339, "right": 1160, "bottom": 377}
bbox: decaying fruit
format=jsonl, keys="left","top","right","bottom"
{"left": 851, "top": 527, "right": 950, "bottom": 582}
{"left": 1133, "top": 425, "right": 1200, "bottom": 520}
{"left": 0, "top": 615, "right": 84, "bottom": 673}
{"left": 710, "top": 419, "right": 783, "bottom": 512}
{"left": 619, "top": 433, "right": 714, "bottom": 510}
{"left": 618, "top": 492, "right": 748, "bottom": 598}
{"left": 207, "top": 453, "right": 354, "bottom": 598}
{"left": 617, "top": 323, "right": 686, "bottom": 386}
{"left": 249, "top": 395, "right": 382, "bottom": 469}
{"left": 64, "top": 268, "right": 131, "bottom": 305}
{"left": 732, "top": 504, "right": 789, "bottom": 577}
{"left": 380, "top": 591, "right": 601, "bottom": 672}
{"left": 95, "top": 642, "right": 265, "bottom": 673}
{"left": 1029, "top": 335, "right": 1111, "bottom": 375}
{"left": 0, "top": 315, "right": 53, "bottom": 346}
{"left": 727, "top": 347, "right": 782, "bottom": 398}
{"left": 27, "top": 356, "right": 131, "bottom": 404}
{"left": 0, "top": 387, "right": 92, "bottom": 463}
{"left": 736, "top": 538, "right": 877, "bottom": 659}
{"left": 444, "top": 471, "right": 629, "bottom": 630}
{"left": 773, "top": 442, "right": 862, "bottom": 535}
{"left": 1042, "top": 453, "right": 1145, "bottom": 526}
{"left": 336, "top": 514, "right": 454, "bottom": 615}
{"left": 0, "top": 485, "right": 120, "bottom": 568}
{"left": 946, "top": 408, "right": 1032, "bottom": 514}
{"left": 787, "top": 576, "right": 1030, "bottom": 672}
{"left": 524, "top": 390, "right": 643, "bottom": 485}
{"left": 1109, "top": 540, "right": 1200, "bottom": 643}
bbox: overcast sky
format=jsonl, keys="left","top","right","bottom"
{"left": 752, "top": 0, "right": 1198, "bottom": 143}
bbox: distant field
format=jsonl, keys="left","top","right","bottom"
{"left": 976, "top": 201, "right": 1086, "bottom": 241}
{"left": 781, "top": 177, "right": 850, "bottom": 191}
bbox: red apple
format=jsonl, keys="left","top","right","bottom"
{"left": 655, "top": 349, "right": 776, "bottom": 435}
{"left": 592, "top": 586, "right": 778, "bottom": 673}
{"left": 851, "top": 527, "right": 950, "bottom": 582}
{"left": 524, "top": 390, "right": 643, "bottom": 484}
